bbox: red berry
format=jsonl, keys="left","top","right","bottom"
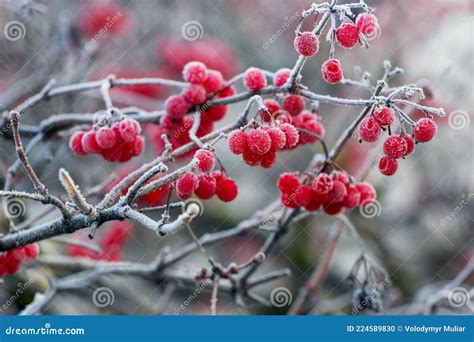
{"left": 243, "top": 67, "right": 267, "bottom": 91}
{"left": 132, "top": 136, "right": 145, "bottom": 157}
{"left": 182, "top": 61, "right": 208, "bottom": 84}
{"left": 323, "top": 202, "right": 345, "bottom": 215}
{"left": 204, "top": 105, "right": 227, "bottom": 121}
{"left": 312, "top": 173, "right": 334, "bottom": 195}
{"left": 273, "top": 68, "right": 292, "bottom": 87}
{"left": 81, "top": 130, "right": 102, "bottom": 154}
{"left": 356, "top": 13, "right": 379, "bottom": 38}
{"left": 165, "top": 95, "right": 189, "bottom": 119}
{"left": 336, "top": 23, "right": 359, "bottom": 49}
{"left": 294, "top": 185, "right": 313, "bottom": 207}
{"left": 277, "top": 172, "right": 300, "bottom": 194}
{"left": 242, "top": 149, "right": 264, "bottom": 166}
{"left": 383, "top": 135, "right": 407, "bottom": 160}
{"left": 265, "top": 126, "right": 287, "bottom": 151}
{"left": 263, "top": 99, "right": 280, "bottom": 122}
{"left": 219, "top": 86, "right": 235, "bottom": 98}
{"left": 402, "top": 135, "right": 415, "bottom": 156}
{"left": 247, "top": 128, "right": 272, "bottom": 155}
{"left": 304, "top": 191, "right": 322, "bottom": 211}
{"left": 182, "top": 84, "right": 207, "bottom": 105}
{"left": 194, "top": 174, "right": 217, "bottom": 200}
{"left": 280, "top": 123, "right": 299, "bottom": 148}
{"left": 203, "top": 69, "right": 224, "bottom": 93}
{"left": 373, "top": 106, "right": 395, "bottom": 127}
{"left": 379, "top": 155, "right": 398, "bottom": 176}
{"left": 343, "top": 185, "right": 361, "bottom": 208}
{"left": 281, "top": 192, "right": 299, "bottom": 208}
{"left": 216, "top": 177, "right": 238, "bottom": 202}
{"left": 299, "top": 120, "right": 325, "bottom": 143}
{"left": 331, "top": 171, "right": 350, "bottom": 185}
{"left": 321, "top": 59, "right": 343, "bottom": 84}
{"left": 358, "top": 117, "right": 381, "bottom": 142}
{"left": 118, "top": 118, "right": 141, "bottom": 142}
{"left": 23, "top": 244, "right": 39, "bottom": 259}
{"left": 228, "top": 130, "right": 248, "bottom": 155}
{"left": 282, "top": 95, "right": 305, "bottom": 116}
{"left": 194, "top": 149, "right": 215, "bottom": 172}
{"left": 101, "top": 222, "right": 131, "bottom": 249}
{"left": 327, "top": 180, "right": 347, "bottom": 203}
{"left": 356, "top": 182, "right": 376, "bottom": 205}
{"left": 161, "top": 114, "right": 183, "bottom": 130}
{"left": 294, "top": 32, "right": 319, "bottom": 57}
{"left": 70, "top": 131, "right": 87, "bottom": 155}
{"left": 414, "top": 118, "right": 437, "bottom": 142}
{"left": 260, "top": 151, "right": 277, "bottom": 169}
{"left": 96, "top": 127, "right": 117, "bottom": 149}
{"left": 175, "top": 171, "right": 199, "bottom": 199}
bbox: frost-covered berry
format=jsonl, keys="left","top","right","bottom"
{"left": 294, "top": 185, "right": 313, "bottom": 207}
{"left": 299, "top": 119, "right": 325, "bottom": 143}
{"left": 260, "top": 151, "right": 277, "bottom": 169}
{"left": 203, "top": 69, "right": 224, "bottom": 93}
{"left": 323, "top": 202, "right": 345, "bottom": 215}
{"left": 282, "top": 95, "right": 305, "bottom": 116}
{"left": 343, "top": 185, "right": 361, "bottom": 208}
{"left": 379, "top": 155, "right": 398, "bottom": 176}
{"left": 194, "top": 174, "right": 217, "bottom": 200}
{"left": 414, "top": 118, "right": 437, "bottom": 142}
{"left": 165, "top": 95, "right": 189, "bottom": 119}
{"left": 336, "top": 23, "right": 359, "bottom": 49}
{"left": 356, "top": 182, "right": 376, "bottom": 205}
{"left": 331, "top": 171, "right": 350, "bottom": 185}
{"left": 118, "top": 118, "right": 141, "bottom": 142}
{"left": 194, "top": 149, "right": 215, "bottom": 172}
{"left": 356, "top": 13, "right": 379, "bottom": 39}
{"left": 175, "top": 171, "right": 199, "bottom": 199}
{"left": 204, "top": 105, "right": 227, "bottom": 121}
{"left": 402, "top": 135, "right": 415, "bottom": 156}
{"left": 182, "top": 84, "right": 207, "bottom": 105}
{"left": 294, "top": 32, "right": 319, "bottom": 57}
{"left": 243, "top": 67, "right": 267, "bottom": 91}
{"left": 383, "top": 135, "right": 407, "bottom": 160}
{"left": 182, "top": 61, "right": 208, "bottom": 84}
{"left": 263, "top": 99, "right": 280, "bottom": 122}
{"left": 219, "top": 85, "right": 235, "bottom": 98}
{"left": 247, "top": 128, "right": 272, "bottom": 155}
{"left": 242, "top": 149, "right": 263, "bottom": 166}
{"left": 216, "top": 177, "right": 238, "bottom": 202}
{"left": 280, "top": 123, "right": 299, "bottom": 148}
{"left": 228, "top": 130, "right": 248, "bottom": 155}
{"left": 358, "top": 117, "right": 381, "bottom": 142}
{"left": 70, "top": 131, "right": 87, "bottom": 155}
{"left": 277, "top": 172, "right": 300, "bottom": 194}
{"left": 373, "top": 106, "right": 395, "bottom": 127}
{"left": 273, "top": 68, "right": 292, "bottom": 87}
{"left": 265, "top": 126, "right": 287, "bottom": 151}
{"left": 132, "top": 136, "right": 144, "bottom": 157}
{"left": 327, "top": 180, "right": 347, "bottom": 203}
{"left": 96, "top": 127, "right": 116, "bottom": 149}
{"left": 321, "top": 59, "right": 343, "bottom": 84}
{"left": 312, "top": 173, "right": 334, "bottom": 195}
{"left": 81, "top": 131, "right": 102, "bottom": 154}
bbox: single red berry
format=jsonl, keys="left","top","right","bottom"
{"left": 243, "top": 67, "right": 267, "bottom": 91}
{"left": 204, "top": 105, "right": 227, "bottom": 121}
{"left": 358, "top": 117, "right": 381, "bottom": 142}
{"left": 203, "top": 69, "right": 224, "bottom": 93}
{"left": 343, "top": 185, "right": 361, "bottom": 208}
{"left": 321, "top": 59, "right": 343, "bottom": 84}
{"left": 96, "top": 127, "right": 117, "bottom": 149}
{"left": 81, "top": 130, "right": 102, "bottom": 154}
{"left": 304, "top": 191, "right": 322, "bottom": 211}
{"left": 273, "top": 68, "right": 292, "bottom": 87}
{"left": 294, "top": 31, "right": 319, "bottom": 57}
{"left": 414, "top": 118, "right": 437, "bottom": 142}
{"left": 336, "top": 23, "right": 359, "bottom": 49}
{"left": 175, "top": 171, "right": 199, "bottom": 199}
{"left": 331, "top": 171, "right": 350, "bottom": 185}
{"left": 247, "top": 128, "right": 272, "bottom": 155}
{"left": 160, "top": 114, "right": 183, "bottom": 130}
{"left": 70, "top": 131, "right": 87, "bottom": 155}
{"left": 383, "top": 135, "right": 407, "bottom": 159}
{"left": 242, "top": 149, "right": 264, "bottom": 166}
{"left": 277, "top": 172, "right": 300, "bottom": 194}
{"left": 280, "top": 123, "right": 299, "bottom": 148}
{"left": 327, "top": 180, "right": 347, "bottom": 203}
{"left": 216, "top": 177, "right": 238, "bottom": 202}
{"left": 294, "top": 185, "right": 313, "bottom": 207}
{"left": 356, "top": 182, "right": 376, "bottom": 205}
{"left": 379, "top": 155, "right": 398, "bottom": 176}
{"left": 296, "top": 110, "right": 319, "bottom": 124}
{"left": 182, "top": 84, "right": 207, "bottom": 105}
{"left": 356, "top": 13, "right": 379, "bottom": 38}
{"left": 263, "top": 99, "right": 280, "bottom": 123}
{"left": 23, "top": 244, "right": 39, "bottom": 259}
{"left": 299, "top": 119, "right": 325, "bottom": 144}
{"left": 402, "top": 135, "right": 415, "bottom": 156}
{"left": 118, "top": 118, "right": 141, "bottom": 142}
{"left": 165, "top": 95, "right": 189, "bottom": 119}
{"left": 312, "top": 173, "right": 334, "bottom": 195}
{"left": 264, "top": 126, "right": 287, "bottom": 151}
{"left": 260, "top": 151, "right": 277, "bottom": 169}
{"left": 228, "top": 130, "right": 248, "bottom": 155}
{"left": 194, "top": 149, "right": 215, "bottom": 172}
{"left": 282, "top": 95, "right": 305, "bottom": 116}
{"left": 219, "top": 85, "right": 235, "bottom": 98}
{"left": 281, "top": 192, "right": 299, "bottom": 208}
{"left": 132, "top": 136, "right": 145, "bottom": 157}
{"left": 373, "top": 106, "right": 395, "bottom": 127}
{"left": 182, "top": 61, "right": 208, "bottom": 84}
{"left": 323, "top": 202, "right": 345, "bottom": 215}
{"left": 194, "top": 174, "right": 217, "bottom": 200}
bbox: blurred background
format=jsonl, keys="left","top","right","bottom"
{"left": 0, "top": 0, "right": 472, "bottom": 315}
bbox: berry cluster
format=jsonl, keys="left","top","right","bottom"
{"left": 70, "top": 118, "right": 144, "bottom": 162}
{"left": 358, "top": 106, "right": 438, "bottom": 176}
{"left": 0, "top": 244, "right": 39, "bottom": 276}
{"left": 68, "top": 222, "right": 131, "bottom": 262}
{"left": 277, "top": 171, "right": 376, "bottom": 215}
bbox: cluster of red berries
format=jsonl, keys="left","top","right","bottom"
{"left": 0, "top": 244, "right": 39, "bottom": 276}
{"left": 68, "top": 222, "right": 131, "bottom": 262}
{"left": 277, "top": 171, "right": 376, "bottom": 215}
{"left": 69, "top": 118, "right": 144, "bottom": 162}
{"left": 174, "top": 149, "right": 238, "bottom": 202}
{"left": 358, "top": 107, "right": 438, "bottom": 176}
